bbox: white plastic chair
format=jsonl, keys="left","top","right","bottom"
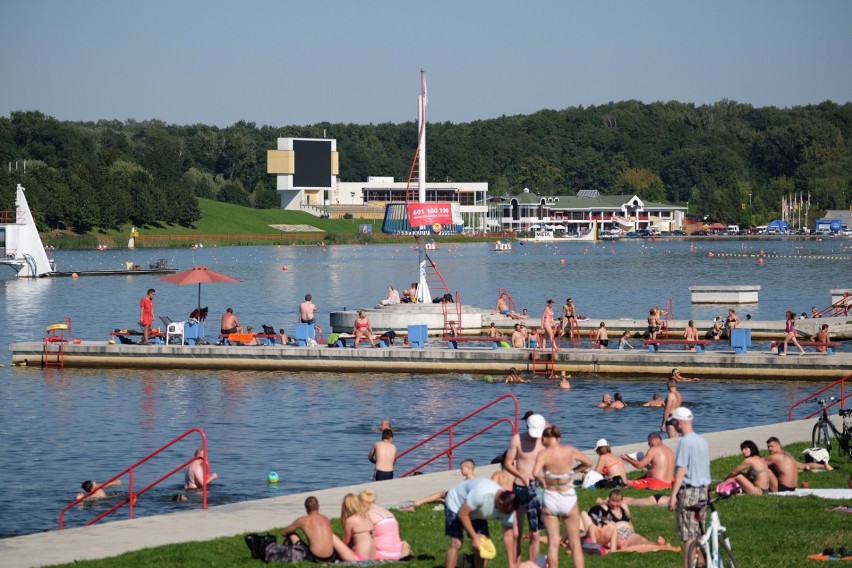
{"left": 166, "top": 321, "right": 185, "bottom": 345}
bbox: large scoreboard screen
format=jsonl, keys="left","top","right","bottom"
{"left": 293, "top": 140, "right": 332, "bottom": 188}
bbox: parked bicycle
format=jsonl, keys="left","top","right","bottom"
{"left": 685, "top": 492, "right": 738, "bottom": 568}
{"left": 810, "top": 397, "right": 852, "bottom": 460}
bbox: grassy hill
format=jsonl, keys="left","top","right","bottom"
{"left": 45, "top": 200, "right": 386, "bottom": 248}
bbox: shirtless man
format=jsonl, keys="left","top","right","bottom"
{"left": 764, "top": 437, "right": 797, "bottom": 492}
{"left": 557, "top": 371, "right": 571, "bottom": 390}
{"left": 682, "top": 320, "right": 698, "bottom": 350}
{"left": 76, "top": 478, "right": 122, "bottom": 501}
{"left": 280, "top": 496, "right": 358, "bottom": 563}
{"left": 300, "top": 294, "right": 317, "bottom": 324}
{"left": 597, "top": 322, "right": 609, "bottom": 349}
{"left": 643, "top": 393, "right": 665, "bottom": 407}
{"left": 560, "top": 298, "right": 577, "bottom": 340}
{"left": 598, "top": 393, "right": 612, "bottom": 408}
{"left": 621, "top": 432, "right": 675, "bottom": 490}
{"left": 220, "top": 307, "right": 242, "bottom": 334}
{"left": 511, "top": 324, "right": 525, "bottom": 348}
{"left": 184, "top": 448, "right": 218, "bottom": 489}
{"left": 496, "top": 292, "right": 521, "bottom": 319}
{"left": 369, "top": 429, "right": 397, "bottom": 481}
{"left": 503, "top": 414, "right": 546, "bottom": 563}
{"left": 661, "top": 379, "right": 682, "bottom": 438}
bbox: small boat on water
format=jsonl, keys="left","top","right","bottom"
{"left": 0, "top": 184, "right": 56, "bottom": 277}
{"left": 493, "top": 238, "right": 513, "bottom": 252}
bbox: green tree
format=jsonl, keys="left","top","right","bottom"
{"left": 217, "top": 182, "right": 250, "bottom": 207}
{"left": 614, "top": 168, "right": 666, "bottom": 201}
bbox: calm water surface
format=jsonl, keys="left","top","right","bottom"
{"left": 0, "top": 238, "right": 849, "bottom": 537}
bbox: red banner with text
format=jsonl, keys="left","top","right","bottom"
{"left": 407, "top": 202, "right": 456, "bottom": 227}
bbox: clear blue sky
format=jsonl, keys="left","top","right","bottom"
{"left": 2, "top": 0, "right": 850, "bottom": 127}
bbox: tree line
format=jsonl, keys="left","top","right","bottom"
{"left": 0, "top": 99, "right": 849, "bottom": 232}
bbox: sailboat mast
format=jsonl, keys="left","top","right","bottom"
{"left": 418, "top": 69, "right": 427, "bottom": 204}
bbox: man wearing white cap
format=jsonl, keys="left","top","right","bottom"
{"left": 503, "top": 413, "right": 546, "bottom": 563}
{"left": 667, "top": 407, "right": 711, "bottom": 568}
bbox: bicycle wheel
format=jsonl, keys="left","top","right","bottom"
{"left": 719, "top": 533, "right": 739, "bottom": 568}
{"left": 686, "top": 540, "right": 706, "bottom": 568}
{"left": 812, "top": 422, "right": 831, "bottom": 452}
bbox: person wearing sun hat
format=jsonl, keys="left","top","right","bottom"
{"left": 667, "top": 407, "right": 710, "bottom": 568}
{"left": 503, "top": 413, "right": 547, "bottom": 562}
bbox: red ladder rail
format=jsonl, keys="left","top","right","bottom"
{"left": 397, "top": 394, "right": 519, "bottom": 476}
{"left": 788, "top": 373, "right": 850, "bottom": 421}
{"left": 59, "top": 427, "right": 209, "bottom": 529}
{"left": 532, "top": 340, "right": 557, "bottom": 376}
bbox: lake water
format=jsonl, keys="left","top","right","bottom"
{"left": 1, "top": 237, "right": 849, "bottom": 537}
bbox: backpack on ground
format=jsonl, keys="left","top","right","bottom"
{"left": 244, "top": 533, "right": 277, "bottom": 560}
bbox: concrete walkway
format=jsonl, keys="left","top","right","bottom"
{"left": 0, "top": 419, "right": 817, "bottom": 568}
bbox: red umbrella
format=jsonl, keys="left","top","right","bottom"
{"left": 159, "top": 266, "right": 240, "bottom": 317}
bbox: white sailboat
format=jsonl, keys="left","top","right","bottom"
{"left": 0, "top": 184, "right": 56, "bottom": 277}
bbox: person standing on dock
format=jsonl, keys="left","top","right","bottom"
{"left": 138, "top": 288, "right": 155, "bottom": 345}
{"left": 682, "top": 320, "right": 698, "bottom": 350}
{"left": 647, "top": 308, "right": 662, "bottom": 341}
{"left": 560, "top": 298, "right": 577, "bottom": 340}
{"left": 661, "top": 379, "right": 682, "bottom": 438}
{"left": 541, "top": 300, "right": 556, "bottom": 348}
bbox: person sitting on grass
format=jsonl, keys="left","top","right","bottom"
{"left": 723, "top": 440, "right": 774, "bottom": 495}
{"left": 278, "top": 496, "right": 359, "bottom": 563}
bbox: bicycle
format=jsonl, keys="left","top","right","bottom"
{"left": 810, "top": 397, "right": 852, "bottom": 460}
{"left": 685, "top": 493, "right": 738, "bottom": 568}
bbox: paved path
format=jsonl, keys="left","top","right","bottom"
{"left": 0, "top": 418, "right": 817, "bottom": 568}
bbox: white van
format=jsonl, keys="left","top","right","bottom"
{"left": 755, "top": 225, "right": 767, "bottom": 234}
{"left": 727, "top": 225, "right": 740, "bottom": 233}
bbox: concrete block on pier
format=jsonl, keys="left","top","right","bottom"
{"left": 690, "top": 285, "right": 760, "bottom": 304}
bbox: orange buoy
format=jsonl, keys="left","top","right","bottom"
{"left": 560, "top": 259, "right": 565, "bottom": 264}
{"left": 282, "top": 266, "right": 288, "bottom": 271}
{"left": 759, "top": 258, "right": 764, "bottom": 265}
{"left": 708, "top": 252, "right": 714, "bottom": 257}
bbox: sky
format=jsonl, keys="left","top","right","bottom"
{"left": 1, "top": 0, "right": 851, "bottom": 128}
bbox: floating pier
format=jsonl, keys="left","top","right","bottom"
{"left": 8, "top": 340, "right": 850, "bottom": 380}
{"left": 690, "top": 284, "right": 760, "bottom": 304}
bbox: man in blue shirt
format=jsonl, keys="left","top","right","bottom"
{"left": 445, "top": 478, "right": 519, "bottom": 568}
{"left": 668, "top": 407, "right": 711, "bottom": 568}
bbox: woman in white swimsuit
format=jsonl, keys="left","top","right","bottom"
{"left": 533, "top": 425, "right": 593, "bottom": 568}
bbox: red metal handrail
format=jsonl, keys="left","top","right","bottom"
{"left": 788, "top": 373, "right": 850, "bottom": 421}
{"left": 59, "top": 427, "right": 208, "bottom": 529}
{"left": 397, "top": 394, "right": 519, "bottom": 477}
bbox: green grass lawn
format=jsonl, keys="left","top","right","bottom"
{"left": 51, "top": 442, "right": 851, "bottom": 568}
{"left": 46, "top": 200, "right": 503, "bottom": 248}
